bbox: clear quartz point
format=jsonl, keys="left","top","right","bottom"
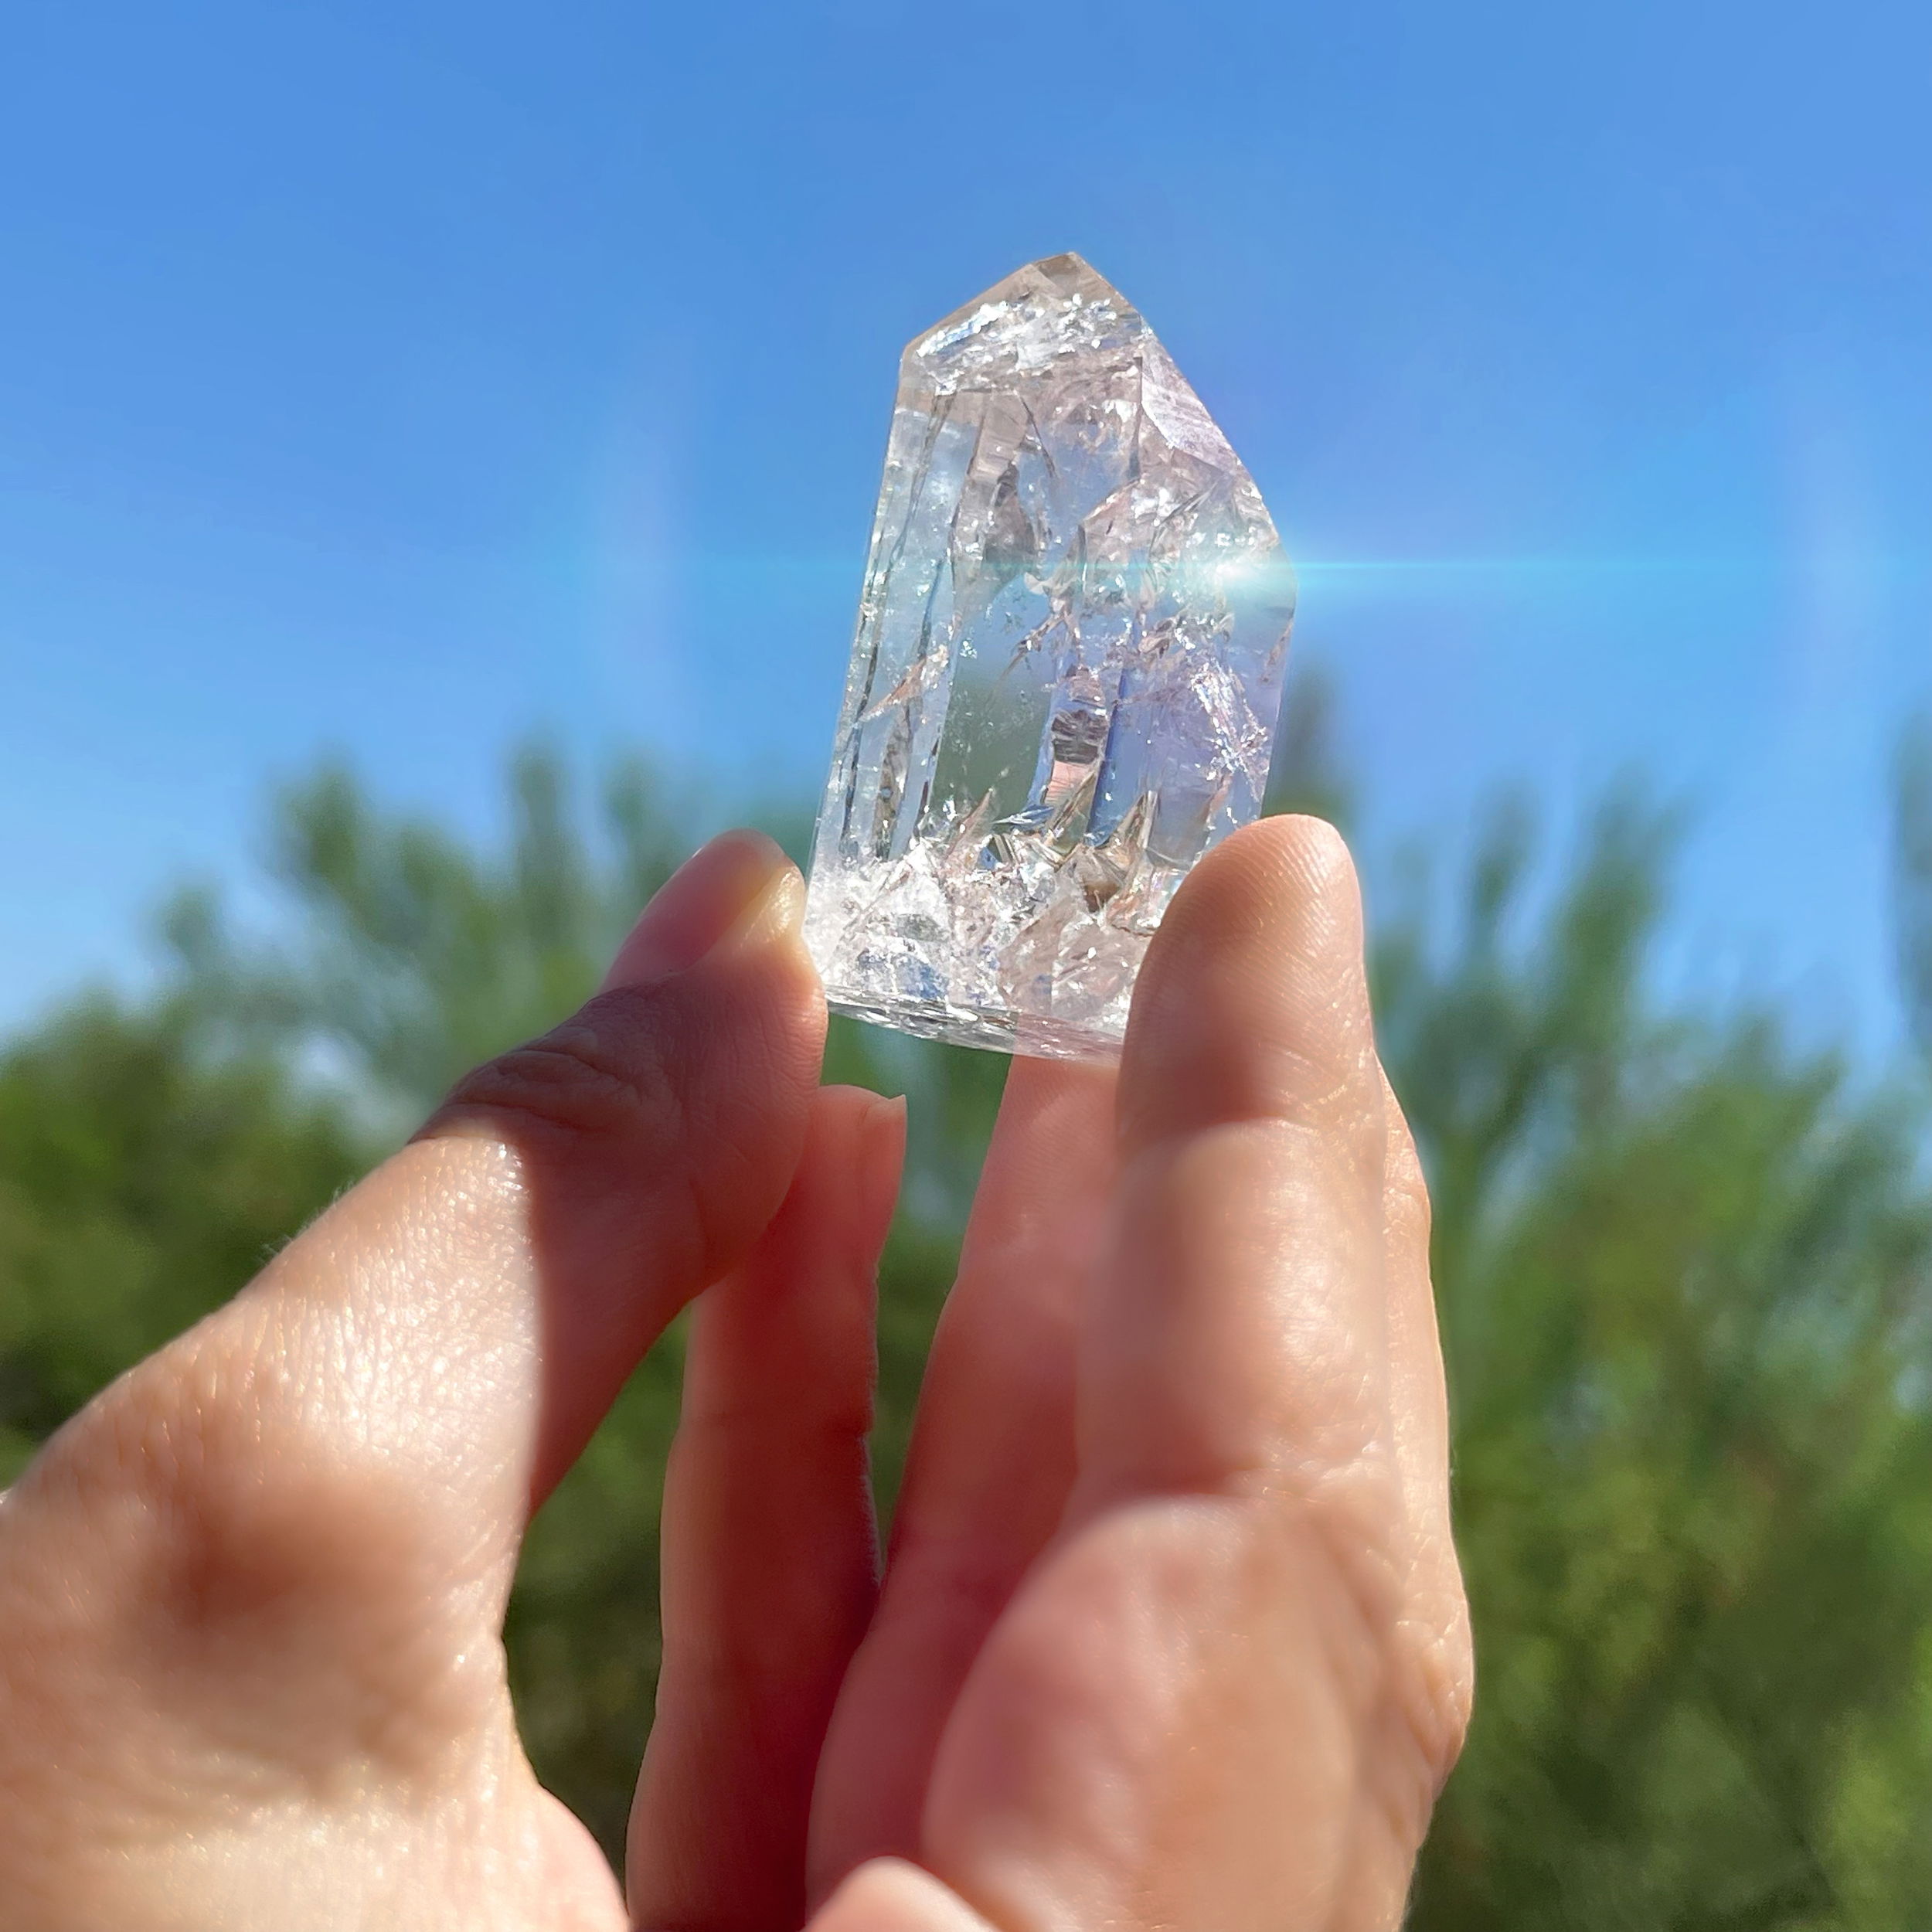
{"left": 804, "top": 253, "right": 1296, "bottom": 1060}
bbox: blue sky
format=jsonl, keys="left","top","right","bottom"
{"left": 2, "top": 0, "right": 1928, "bottom": 1058}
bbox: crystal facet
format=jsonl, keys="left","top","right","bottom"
{"left": 804, "top": 253, "right": 1295, "bottom": 1060}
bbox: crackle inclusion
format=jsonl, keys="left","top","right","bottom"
{"left": 804, "top": 253, "right": 1296, "bottom": 1060}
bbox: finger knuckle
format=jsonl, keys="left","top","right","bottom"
{"left": 7, "top": 1321, "right": 498, "bottom": 1794}
{"left": 1384, "top": 1124, "right": 1434, "bottom": 1243}
{"left": 433, "top": 989, "right": 688, "bottom": 1165}
{"left": 1274, "top": 1484, "right": 1471, "bottom": 1837}
{"left": 1399, "top": 1590, "right": 1475, "bottom": 1791}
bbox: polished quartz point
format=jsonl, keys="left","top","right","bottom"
{"left": 804, "top": 253, "right": 1295, "bottom": 1060}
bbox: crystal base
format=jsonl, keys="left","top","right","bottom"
{"left": 826, "top": 992, "right": 1121, "bottom": 1064}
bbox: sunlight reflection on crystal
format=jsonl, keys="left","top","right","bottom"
{"left": 804, "top": 254, "right": 1295, "bottom": 1060}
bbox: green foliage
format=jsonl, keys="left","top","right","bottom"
{"left": 2, "top": 707, "right": 1930, "bottom": 1917}
{"left": 1394, "top": 796, "right": 1932, "bottom": 1927}
{"left": 165, "top": 747, "right": 696, "bottom": 1130}
{"left": 0, "top": 998, "right": 362, "bottom": 1483}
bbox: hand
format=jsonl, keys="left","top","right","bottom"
{"left": 0, "top": 818, "right": 1470, "bottom": 1931}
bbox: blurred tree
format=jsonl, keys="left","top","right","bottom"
{"left": 0, "top": 998, "right": 362, "bottom": 1485}
{"left": 165, "top": 746, "right": 696, "bottom": 1132}
{"left": 1, "top": 695, "right": 1928, "bottom": 1914}
{"left": 1399, "top": 796, "right": 1932, "bottom": 1928}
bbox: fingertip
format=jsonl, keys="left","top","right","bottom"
{"left": 809, "top": 1860, "right": 999, "bottom": 1932}
{"left": 859, "top": 1090, "right": 909, "bottom": 1252}
{"left": 1144, "top": 813, "right": 1363, "bottom": 1006}
{"left": 601, "top": 827, "right": 799, "bottom": 989}
{"left": 1118, "top": 813, "right": 1375, "bottom": 1158}
{"left": 787, "top": 1087, "right": 906, "bottom": 1264}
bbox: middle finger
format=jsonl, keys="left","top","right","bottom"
{"left": 809, "top": 1055, "right": 1117, "bottom": 1894}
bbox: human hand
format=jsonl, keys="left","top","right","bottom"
{"left": 0, "top": 817, "right": 1469, "bottom": 1931}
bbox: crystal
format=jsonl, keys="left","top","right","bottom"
{"left": 804, "top": 253, "right": 1296, "bottom": 1060}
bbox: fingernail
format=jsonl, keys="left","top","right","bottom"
{"left": 707, "top": 861, "right": 808, "bottom": 964}
{"left": 600, "top": 830, "right": 801, "bottom": 989}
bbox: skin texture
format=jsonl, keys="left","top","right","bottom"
{"left": 0, "top": 818, "right": 1471, "bottom": 1932}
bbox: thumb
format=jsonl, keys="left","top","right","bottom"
{"left": 417, "top": 826, "right": 826, "bottom": 1502}
{"left": 13, "top": 828, "right": 824, "bottom": 1624}
{"left": 0, "top": 828, "right": 821, "bottom": 1923}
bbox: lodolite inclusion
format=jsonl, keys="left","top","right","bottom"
{"left": 804, "top": 253, "right": 1296, "bottom": 1060}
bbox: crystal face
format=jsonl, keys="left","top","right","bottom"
{"left": 804, "top": 253, "right": 1295, "bottom": 1060}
